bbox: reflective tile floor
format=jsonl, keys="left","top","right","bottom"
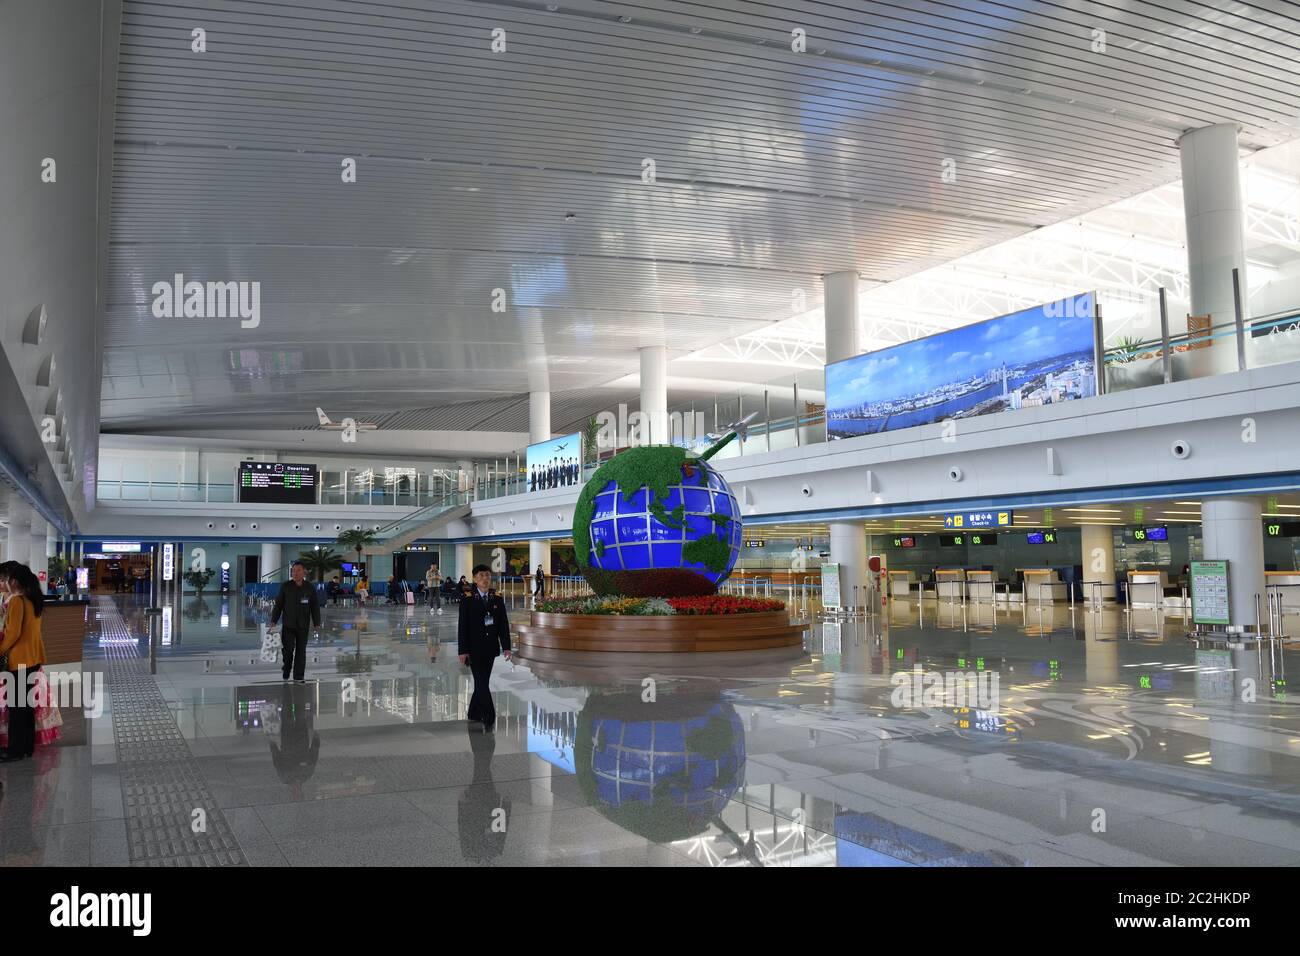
{"left": 3, "top": 593, "right": 1300, "bottom": 866}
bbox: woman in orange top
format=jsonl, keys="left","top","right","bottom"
{"left": 0, "top": 562, "right": 47, "bottom": 762}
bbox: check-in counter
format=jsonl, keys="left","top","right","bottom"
{"left": 40, "top": 596, "right": 91, "bottom": 666}
{"left": 1021, "top": 569, "right": 1066, "bottom": 604}
{"left": 1127, "top": 570, "right": 1168, "bottom": 609}
{"left": 935, "top": 568, "right": 966, "bottom": 600}
{"left": 889, "top": 570, "right": 915, "bottom": 598}
{"left": 966, "top": 569, "right": 998, "bottom": 602}
{"left": 1266, "top": 571, "right": 1300, "bottom": 619}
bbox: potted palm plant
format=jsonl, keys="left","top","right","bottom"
{"left": 300, "top": 546, "right": 344, "bottom": 582}
{"left": 336, "top": 529, "right": 378, "bottom": 578}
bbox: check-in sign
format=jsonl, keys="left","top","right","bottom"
{"left": 946, "top": 511, "right": 1014, "bottom": 529}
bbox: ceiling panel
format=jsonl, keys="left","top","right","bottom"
{"left": 104, "top": 0, "right": 1300, "bottom": 434}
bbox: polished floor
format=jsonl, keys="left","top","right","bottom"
{"left": 2, "top": 591, "right": 1299, "bottom": 866}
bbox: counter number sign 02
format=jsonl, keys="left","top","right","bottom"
{"left": 162, "top": 543, "right": 175, "bottom": 582}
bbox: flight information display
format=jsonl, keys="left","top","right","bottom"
{"left": 237, "top": 461, "right": 318, "bottom": 504}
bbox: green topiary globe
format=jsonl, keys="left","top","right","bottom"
{"left": 574, "top": 444, "right": 742, "bottom": 597}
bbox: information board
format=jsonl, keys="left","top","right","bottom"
{"left": 162, "top": 543, "right": 174, "bottom": 581}
{"left": 944, "top": 510, "right": 1013, "bottom": 530}
{"left": 1191, "top": 560, "right": 1230, "bottom": 626}
{"left": 821, "top": 563, "right": 843, "bottom": 610}
{"left": 237, "top": 461, "right": 318, "bottom": 504}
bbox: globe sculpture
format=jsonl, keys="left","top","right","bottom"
{"left": 574, "top": 443, "right": 741, "bottom": 596}
{"left": 575, "top": 691, "right": 746, "bottom": 843}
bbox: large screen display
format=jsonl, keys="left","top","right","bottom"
{"left": 826, "top": 293, "right": 1097, "bottom": 440}
{"left": 526, "top": 432, "right": 582, "bottom": 492}
{"left": 237, "top": 461, "right": 318, "bottom": 504}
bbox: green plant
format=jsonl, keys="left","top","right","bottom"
{"left": 48, "top": 554, "right": 70, "bottom": 581}
{"left": 299, "top": 546, "right": 344, "bottom": 582}
{"left": 583, "top": 415, "right": 601, "bottom": 463}
{"left": 1110, "top": 335, "right": 1147, "bottom": 364}
{"left": 336, "top": 529, "right": 378, "bottom": 574}
{"left": 183, "top": 568, "right": 215, "bottom": 594}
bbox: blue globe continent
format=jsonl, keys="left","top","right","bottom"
{"left": 585, "top": 457, "right": 741, "bottom": 588}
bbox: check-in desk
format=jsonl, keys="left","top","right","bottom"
{"left": 1127, "top": 570, "right": 1168, "bottom": 609}
{"left": 41, "top": 596, "right": 90, "bottom": 666}
{"left": 935, "top": 568, "right": 966, "bottom": 601}
{"left": 889, "top": 570, "right": 915, "bottom": 598}
{"left": 1021, "top": 569, "right": 1066, "bottom": 604}
{"left": 965, "top": 569, "right": 998, "bottom": 603}
{"left": 1266, "top": 572, "right": 1300, "bottom": 630}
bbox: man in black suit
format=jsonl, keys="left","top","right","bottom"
{"left": 458, "top": 564, "right": 511, "bottom": 731}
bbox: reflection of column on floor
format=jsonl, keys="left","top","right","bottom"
{"left": 1084, "top": 630, "right": 1119, "bottom": 684}
{"left": 1201, "top": 496, "right": 1266, "bottom": 631}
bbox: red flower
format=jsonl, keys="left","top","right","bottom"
{"left": 666, "top": 595, "right": 785, "bottom": 615}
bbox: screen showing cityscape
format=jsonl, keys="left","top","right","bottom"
{"left": 825, "top": 293, "right": 1097, "bottom": 440}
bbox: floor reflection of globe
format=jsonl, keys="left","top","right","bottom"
{"left": 576, "top": 694, "right": 746, "bottom": 843}
{"left": 585, "top": 456, "right": 741, "bottom": 588}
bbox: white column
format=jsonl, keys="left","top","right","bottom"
{"left": 1179, "top": 123, "right": 1247, "bottom": 375}
{"left": 46, "top": 523, "right": 58, "bottom": 559}
{"left": 1080, "top": 524, "right": 1115, "bottom": 602}
{"left": 456, "top": 542, "right": 474, "bottom": 581}
{"left": 456, "top": 459, "right": 473, "bottom": 494}
{"left": 824, "top": 270, "right": 867, "bottom": 602}
{"left": 639, "top": 345, "right": 668, "bottom": 446}
{"left": 261, "top": 542, "right": 283, "bottom": 583}
{"left": 5, "top": 500, "right": 28, "bottom": 567}
{"left": 529, "top": 391, "right": 551, "bottom": 444}
{"left": 30, "top": 520, "right": 48, "bottom": 573}
{"left": 530, "top": 538, "right": 552, "bottom": 584}
{"left": 1201, "top": 496, "right": 1265, "bottom": 631}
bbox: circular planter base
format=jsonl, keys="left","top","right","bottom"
{"left": 515, "top": 609, "right": 807, "bottom": 654}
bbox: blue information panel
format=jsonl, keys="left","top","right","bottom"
{"left": 944, "top": 510, "right": 1013, "bottom": 530}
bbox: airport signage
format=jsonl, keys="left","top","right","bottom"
{"left": 102, "top": 541, "right": 142, "bottom": 553}
{"left": 237, "top": 461, "right": 317, "bottom": 505}
{"left": 944, "top": 511, "right": 1013, "bottom": 530}
{"left": 1190, "top": 560, "right": 1230, "bottom": 626}
{"left": 1133, "top": 525, "right": 1168, "bottom": 542}
{"left": 1026, "top": 531, "right": 1057, "bottom": 545}
{"left": 821, "top": 563, "right": 843, "bottom": 609}
{"left": 162, "top": 543, "right": 174, "bottom": 581}
{"left": 1265, "top": 521, "right": 1300, "bottom": 538}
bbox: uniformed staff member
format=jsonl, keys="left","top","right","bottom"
{"left": 457, "top": 564, "right": 511, "bottom": 731}
{"left": 267, "top": 560, "right": 321, "bottom": 683}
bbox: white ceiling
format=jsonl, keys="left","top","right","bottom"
{"left": 101, "top": 0, "right": 1300, "bottom": 437}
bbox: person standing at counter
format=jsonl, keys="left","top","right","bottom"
{"left": 0, "top": 562, "right": 48, "bottom": 762}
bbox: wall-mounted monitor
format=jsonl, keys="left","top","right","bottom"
{"left": 969, "top": 533, "right": 997, "bottom": 546}
{"left": 1132, "top": 526, "right": 1168, "bottom": 542}
{"left": 892, "top": 536, "right": 916, "bottom": 549}
{"left": 237, "top": 461, "right": 317, "bottom": 504}
{"left": 526, "top": 432, "right": 582, "bottom": 492}
{"left": 1266, "top": 521, "right": 1300, "bottom": 538}
{"left": 826, "top": 293, "right": 1097, "bottom": 440}
{"left": 941, "top": 533, "right": 999, "bottom": 546}
{"left": 1026, "top": 531, "right": 1058, "bottom": 545}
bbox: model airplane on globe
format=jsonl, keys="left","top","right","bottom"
{"left": 697, "top": 412, "right": 759, "bottom": 460}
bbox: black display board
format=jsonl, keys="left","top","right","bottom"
{"left": 237, "top": 461, "right": 318, "bottom": 504}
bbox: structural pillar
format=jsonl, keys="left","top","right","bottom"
{"left": 6, "top": 500, "right": 29, "bottom": 568}
{"left": 30, "top": 520, "right": 48, "bottom": 575}
{"left": 824, "top": 270, "right": 868, "bottom": 604}
{"left": 1179, "top": 123, "right": 1248, "bottom": 375}
{"left": 1080, "top": 524, "right": 1116, "bottom": 603}
{"left": 530, "top": 538, "right": 553, "bottom": 581}
{"left": 46, "top": 524, "right": 58, "bottom": 559}
{"left": 1200, "top": 496, "right": 1266, "bottom": 631}
{"left": 639, "top": 345, "right": 668, "bottom": 446}
{"left": 261, "top": 542, "right": 282, "bottom": 583}
{"left": 529, "top": 390, "right": 551, "bottom": 444}
{"left": 455, "top": 542, "right": 474, "bottom": 581}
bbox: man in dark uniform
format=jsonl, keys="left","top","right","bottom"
{"left": 267, "top": 560, "right": 321, "bottom": 683}
{"left": 458, "top": 564, "right": 511, "bottom": 731}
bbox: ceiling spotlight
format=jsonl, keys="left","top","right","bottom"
{"left": 619, "top": 15, "right": 631, "bottom": 22}
{"left": 690, "top": 26, "right": 702, "bottom": 34}
{"left": 564, "top": 212, "right": 577, "bottom": 222}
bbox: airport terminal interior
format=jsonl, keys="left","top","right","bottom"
{"left": 3, "top": 0, "right": 1300, "bottom": 870}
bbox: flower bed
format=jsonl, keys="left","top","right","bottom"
{"left": 666, "top": 596, "right": 786, "bottom": 615}
{"left": 536, "top": 594, "right": 785, "bottom": 616}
